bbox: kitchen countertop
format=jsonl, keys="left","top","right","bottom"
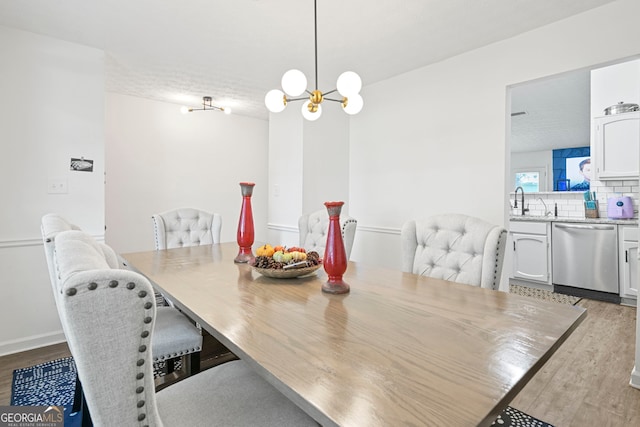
{"left": 509, "top": 215, "right": 638, "bottom": 226}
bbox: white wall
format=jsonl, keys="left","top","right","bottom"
{"left": 349, "top": 0, "right": 640, "bottom": 271}
{"left": 105, "top": 93, "right": 269, "bottom": 254}
{"left": 267, "top": 101, "right": 350, "bottom": 247}
{"left": 0, "top": 26, "right": 105, "bottom": 355}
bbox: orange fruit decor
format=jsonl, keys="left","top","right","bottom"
{"left": 256, "top": 244, "right": 275, "bottom": 257}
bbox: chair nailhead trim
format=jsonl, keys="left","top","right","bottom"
{"left": 63, "top": 278, "right": 154, "bottom": 423}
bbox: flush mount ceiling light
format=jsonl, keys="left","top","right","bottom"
{"left": 181, "top": 96, "right": 231, "bottom": 115}
{"left": 264, "top": 0, "right": 363, "bottom": 121}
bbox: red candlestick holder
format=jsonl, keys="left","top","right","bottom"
{"left": 234, "top": 182, "right": 255, "bottom": 263}
{"left": 322, "top": 201, "right": 350, "bottom": 294}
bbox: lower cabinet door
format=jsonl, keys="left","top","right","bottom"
{"left": 512, "top": 233, "right": 549, "bottom": 283}
{"left": 622, "top": 240, "right": 638, "bottom": 298}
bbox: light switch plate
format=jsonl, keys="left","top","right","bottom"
{"left": 48, "top": 179, "right": 68, "bottom": 194}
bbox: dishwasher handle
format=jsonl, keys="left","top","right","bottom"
{"left": 554, "top": 223, "right": 615, "bottom": 231}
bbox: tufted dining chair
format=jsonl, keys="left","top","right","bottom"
{"left": 298, "top": 209, "right": 358, "bottom": 259}
{"left": 41, "top": 214, "right": 203, "bottom": 381}
{"left": 152, "top": 208, "right": 222, "bottom": 250}
{"left": 401, "top": 214, "right": 507, "bottom": 290}
{"left": 151, "top": 207, "right": 235, "bottom": 374}
{"left": 52, "top": 229, "right": 318, "bottom": 427}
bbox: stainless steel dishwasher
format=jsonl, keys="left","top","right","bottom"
{"left": 552, "top": 222, "right": 619, "bottom": 301}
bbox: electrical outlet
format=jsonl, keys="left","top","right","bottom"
{"left": 48, "top": 179, "right": 68, "bottom": 194}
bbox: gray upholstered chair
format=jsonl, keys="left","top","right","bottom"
{"left": 152, "top": 208, "right": 222, "bottom": 250}
{"left": 52, "top": 229, "right": 317, "bottom": 427}
{"left": 41, "top": 214, "right": 203, "bottom": 379}
{"left": 298, "top": 209, "right": 357, "bottom": 259}
{"left": 400, "top": 213, "right": 507, "bottom": 290}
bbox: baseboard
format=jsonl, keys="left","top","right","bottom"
{"left": 630, "top": 366, "right": 640, "bottom": 389}
{"left": 0, "top": 331, "right": 66, "bottom": 357}
{"left": 553, "top": 284, "right": 621, "bottom": 304}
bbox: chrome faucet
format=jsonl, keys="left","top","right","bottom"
{"left": 537, "top": 197, "right": 553, "bottom": 216}
{"left": 514, "top": 186, "right": 528, "bottom": 215}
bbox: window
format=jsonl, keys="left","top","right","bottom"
{"left": 514, "top": 171, "right": 540, "bottom": 192}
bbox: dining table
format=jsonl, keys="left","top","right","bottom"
{"left": 121, "top": 242, "right": 587, "bottom": 427}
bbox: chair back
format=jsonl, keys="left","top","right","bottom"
{"left": 298, "top": 209, "right": 357, "bottom": 259}
{"left": 41, "top": 214, "right": 82, "bottom": 303}
{"left": 401, "top": 214, "right": 506, "bottom": 290}
{"left": 53, "top": 230, "right": 162, "bottom": 426}
{"left": 152, "top": 208, "right": 222, "bottom": 249}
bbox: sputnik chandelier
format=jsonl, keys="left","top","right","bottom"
{"left": 264, "top": 0, "right": 363, "bottom": 121}
{"left": 181, "top": 96, "right": 231, "bottom": 115}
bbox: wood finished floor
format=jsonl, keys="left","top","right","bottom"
{"left": 0, "top": 298, "right": 638, "bottom": 426}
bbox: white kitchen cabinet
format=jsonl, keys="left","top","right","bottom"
{"left": 619, "top": 225, "right": 638, "bottom": 302}
{"left": 593, "top": 111, "right": 640, "bottom": 180}
{"left": 509, "top": 221, "right": 551, "bottom": 285}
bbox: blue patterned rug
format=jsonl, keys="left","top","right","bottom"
{"left": 493, "top": 406, "right": 554, "bottom": 426}
{"left": 12, "top": 357, "right": 553, "bottom": 427}
{"left": 11, "top": 357, "right": 85, "bottom": 427}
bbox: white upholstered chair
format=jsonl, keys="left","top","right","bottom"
{"left": 52, "top": 229, "right": 317, "bottom": 427}
{"left": 41, "top": 214, "right": 203, "bottom": 379}
{"left": 298, "top": 209, "right": 357, "bottom": 259}
{"left": 401, "top": 214, "right": 507, "bottom": 290}
{"left": 152, "top": 208, "right": 222, "bottom": 250}
{"left": 151, "top": 207, "right": 235, "bottom": 371}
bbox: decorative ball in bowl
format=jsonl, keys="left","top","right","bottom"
{"left": 250, "top": 245, "right": 322, "bottom": 279}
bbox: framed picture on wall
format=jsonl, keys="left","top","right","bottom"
{"left": 552, "top": 147, "right": 590, "bottom": 191}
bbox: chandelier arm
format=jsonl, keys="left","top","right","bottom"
{"left": 323, "top": 98, "right": 344, "bottom": 103}
{"left": 323, "top": 89, "right": 338, "bottom": 96}
{"left": 287, "top": 97, "right": 310, "bottom": 102}
{"left": 191, "top": 106, "right": 224, "bottom": 112}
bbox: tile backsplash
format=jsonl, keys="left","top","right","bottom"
{"left": 510, "top": 179, "right": 639, "bottom": 219}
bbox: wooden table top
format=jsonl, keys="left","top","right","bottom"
{"left": 122, "top": 242, "right": 586, "bottom": 427}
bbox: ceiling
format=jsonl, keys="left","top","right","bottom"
{"left": 510, "top": 68, "right": 591, "bottom": 153}
{"left": 0, "top": 0, "right": 617, "bottom": 120}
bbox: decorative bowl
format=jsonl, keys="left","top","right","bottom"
{"left": 250, "top": 263, "right": 322, "bottom": 279}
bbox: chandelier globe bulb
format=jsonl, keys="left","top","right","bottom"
{"left": 302, "top": 101, "right": 322, "bottom": 121}
{"left": 336, "top": 71, "right": 362, "bottom": 97}
{"left": 282, "top": 69, "right": 308, "bottom": 97}
{"left": 265, "top": 89, "right": 287, "bottom": 113}
{"left": 343, "top": 93, "right": 364, "bottom": 115}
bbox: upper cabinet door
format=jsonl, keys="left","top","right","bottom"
{"left": 594, "top": 111, "right": 640, "bottom": 180}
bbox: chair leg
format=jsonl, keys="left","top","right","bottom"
{"left": 166, "top": 358, "right": 176, "bottom": 374}
{"left": 189, "top": 352, "right": 201, "bottom": 376}
{"left": 182, "top": 352, "right": 201, "bottom": 376}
